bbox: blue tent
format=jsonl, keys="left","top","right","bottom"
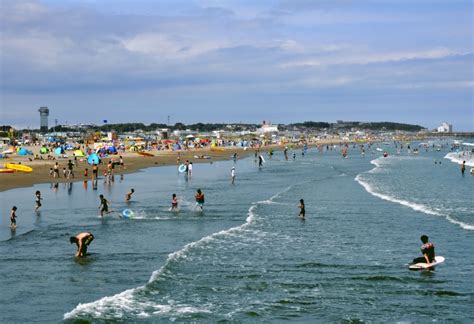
{"left": 54, "top": 147, "right": 64, "bottom": 155}
{"left": 107, "top": 146, "right": 117, "bottom": 154}
{"left": 87, "top": 153, "right": 101, "bottom": 165}
{"left": 18, "top": 148, "right": 32, "bottom": 156}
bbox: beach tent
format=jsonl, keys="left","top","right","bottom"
{"left": 87, "top": 153, "right": 101, "bottom": 165}
{"left": 18, "top": 148, "right": 32, "bottom": 156}
{"left": 107, "top": 146, "right": 117, "bottom": 154}
{"left": 54, "top": 147, "right": 65, "bottom": 155}
{"left": 40, "top": 147, "right": 49, "bottom": 154}
{"left": 74, "top": 150, "right": 85, "bottom": 157}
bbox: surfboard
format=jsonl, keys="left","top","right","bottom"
{"left": 4, "top": 163, "right": 33, "bottom": 172}
{"left": 0, "top": 169, "right": 15, "bottom": 173}
{"left": 137, "top": 152, "right": 154, "bottom": 157}
{"left": 409, "top": 256, "right": 445, "bottom": 270}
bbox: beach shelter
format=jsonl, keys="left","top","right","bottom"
{"left": 74, "top": 150, "right": 85, "bottom": 157}
{"left": 87, "top": 153, "right": 101, "bottom": 165}
{"left": 107, "top": 146, "right": 117, "bottom": 154}
{"left": 40, "top": 147, "right": 49, "bottom": 154}
{"left": 18, "top": 148, "right": 31, "bottom": 156}
{"left": 54, "top": 147, "right": 65, "bottom": 155}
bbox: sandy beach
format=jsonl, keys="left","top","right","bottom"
{"left": 0, "top": 146, "right": 264, "bottom": 192}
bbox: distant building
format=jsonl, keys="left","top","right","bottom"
{"left": 38, "top": 107, "right": 49, "bottom": 132}
{"left": 257, "top": 121, "right": 279, "bottom": 134}
{"left": 437, "top": 122, "right": 453, "bottom": 133}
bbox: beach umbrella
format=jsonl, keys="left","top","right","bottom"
{"left": 87, "top": 153, "right": 101, "bottom": 165}
{"left": 74, "top": 150, "right": 85, "bottom": 157}
{"left": 54, "top": 147, "right": 64, "bottom": 155}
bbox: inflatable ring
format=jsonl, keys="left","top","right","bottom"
{"left": 122, "top": 209, "right": 134, "bottom": 218}
{"left": 178, "top": 164, "right": 187, "bottom": 173}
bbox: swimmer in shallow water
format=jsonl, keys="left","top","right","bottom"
{"left": 98, "top": 194, "right": 110, "bottom": 216}
{"left": 10, "top": 206, "right": 17, "bottom": 229}
{"left": 125, "top": 188, "right": 134, "bottom": 203}
{"left": 298, "top": 199, "right": 305, "bottom": 219}
{"left": 70, "top": 232, "right": 94, "bottom": 257}
{"left": 171, "top": 193, "right": 178, "bottom": 211}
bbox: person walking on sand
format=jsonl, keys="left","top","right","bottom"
{"left": 10, "top": 206, "right": 18, "bottom": 229}
{"left": 70, "top": 232, "right": 94, "bottom": 257}
{"left": 231, "top": 167, "right": 236, "bottom": 185}
{"left": 67, "top": 159, "right": 75, "bottom": 179}
{"left": 125, "top": 188, "right": 135, "bottom": 203}
{"left": 98, "top": 194, "right": 110, "bottom": 217}
{"left": 298, "top": 199, "right": 305, "bottom": 219}
{"left": 195, "top": 189, "right": 205, "bottom": 210}
{"left": 171, "top": 193, "right": 178, "bottom": 211}
{"left": 35, "top": 190, "right": 42, "bottom": 212}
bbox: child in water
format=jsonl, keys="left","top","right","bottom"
{"left": 98, "top": 194, "right": 110, "bottom": 216}
{"left": 10, "top": 206, "right": 17, "bottom": 229}
{"left": 35, "top": 191, "right": 42, "bottom": 211}
{"left": 125, "top": 188, "right": 135, "bottom": 203}
{"left": 195, "top": 189, "right": 205, "bottom": 210}
{"left": 171, "top": 193, "right": 178, "bottom": 211}
{"left": 298, "top": 199, "right": 305, "bottom": 219}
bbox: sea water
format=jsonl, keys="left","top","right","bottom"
{"left": 0, "top": 141, "right": 473, "bottom": 322}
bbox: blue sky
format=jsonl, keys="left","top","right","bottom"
{"left": 1, "top": 0, "right": 472, "bottom": 130}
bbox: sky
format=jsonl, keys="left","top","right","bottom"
{"left": 0, "top": 0, "right": 473, "bottom": 131}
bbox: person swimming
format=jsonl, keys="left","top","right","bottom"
{"left": 70, "top": 232, "right": 94, "bottom": 257}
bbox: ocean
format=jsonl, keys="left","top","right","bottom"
{"left": 1, "top": 140, "right": 473, "bottom": 323}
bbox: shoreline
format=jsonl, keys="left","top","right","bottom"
{"left": 1, "top": 135, "right": 458, "bottom": 193}
{"left": 0, "top": 146, "right": 258, "bottom": 193}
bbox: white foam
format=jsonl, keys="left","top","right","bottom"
{"left": 355, "top": 170, "right": 474, "bottom": 231}
{"left": 444, "top": 152, "right": 474, "bottom": 167}
{"left": 64, "top": 185, "right": 294, "bottom": 320}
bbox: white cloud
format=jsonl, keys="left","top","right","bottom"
{"left": 280, "top": 48, "right": 468, "bottom": 68}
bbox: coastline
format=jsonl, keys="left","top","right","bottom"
{"left": 0, "top": 135, "right": 451, "bottom": 193}
{"left": 0, "top": 146, "right": 257, "bottom": 193}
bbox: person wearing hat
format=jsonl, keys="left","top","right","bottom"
{"left": 412, "top": 235, "right": 435, "bottom": 264}
{"left": 231, "top": 166, "right": 235, "bottom": 185}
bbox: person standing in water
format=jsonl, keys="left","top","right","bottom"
{"left": 195, "top": 189, "right": 205, "bottom": 210}
{"left": 412, "top": 235, "right": 435, "bottom": 265}
{"left": 461, "top": 161, "right": 466, "bottom": 176}
{"left": 70, "top": 232, "right": 94, "bottom": 257}
{"left": 171, "top": 193, "right": 178, "bottom": 211}
{"left": 35, "top": 191, "right": 42, "bottom": 212}
{"left": 125, "top": 189, "right": 135, "bottom": 203}
{"left": 231, "top": 167, "right": 236, "bottom": 185}
{"left": 10, "top": 206, "right": 18, "bottom": 229}
{"left": 258, "top": 155, "right": 264, "bottom": 168}
{"left": 98, "top": 194, "right": 110, "bottom": 216}
{"left": 298, "top": 199, "right": 305, "bottom": 219}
